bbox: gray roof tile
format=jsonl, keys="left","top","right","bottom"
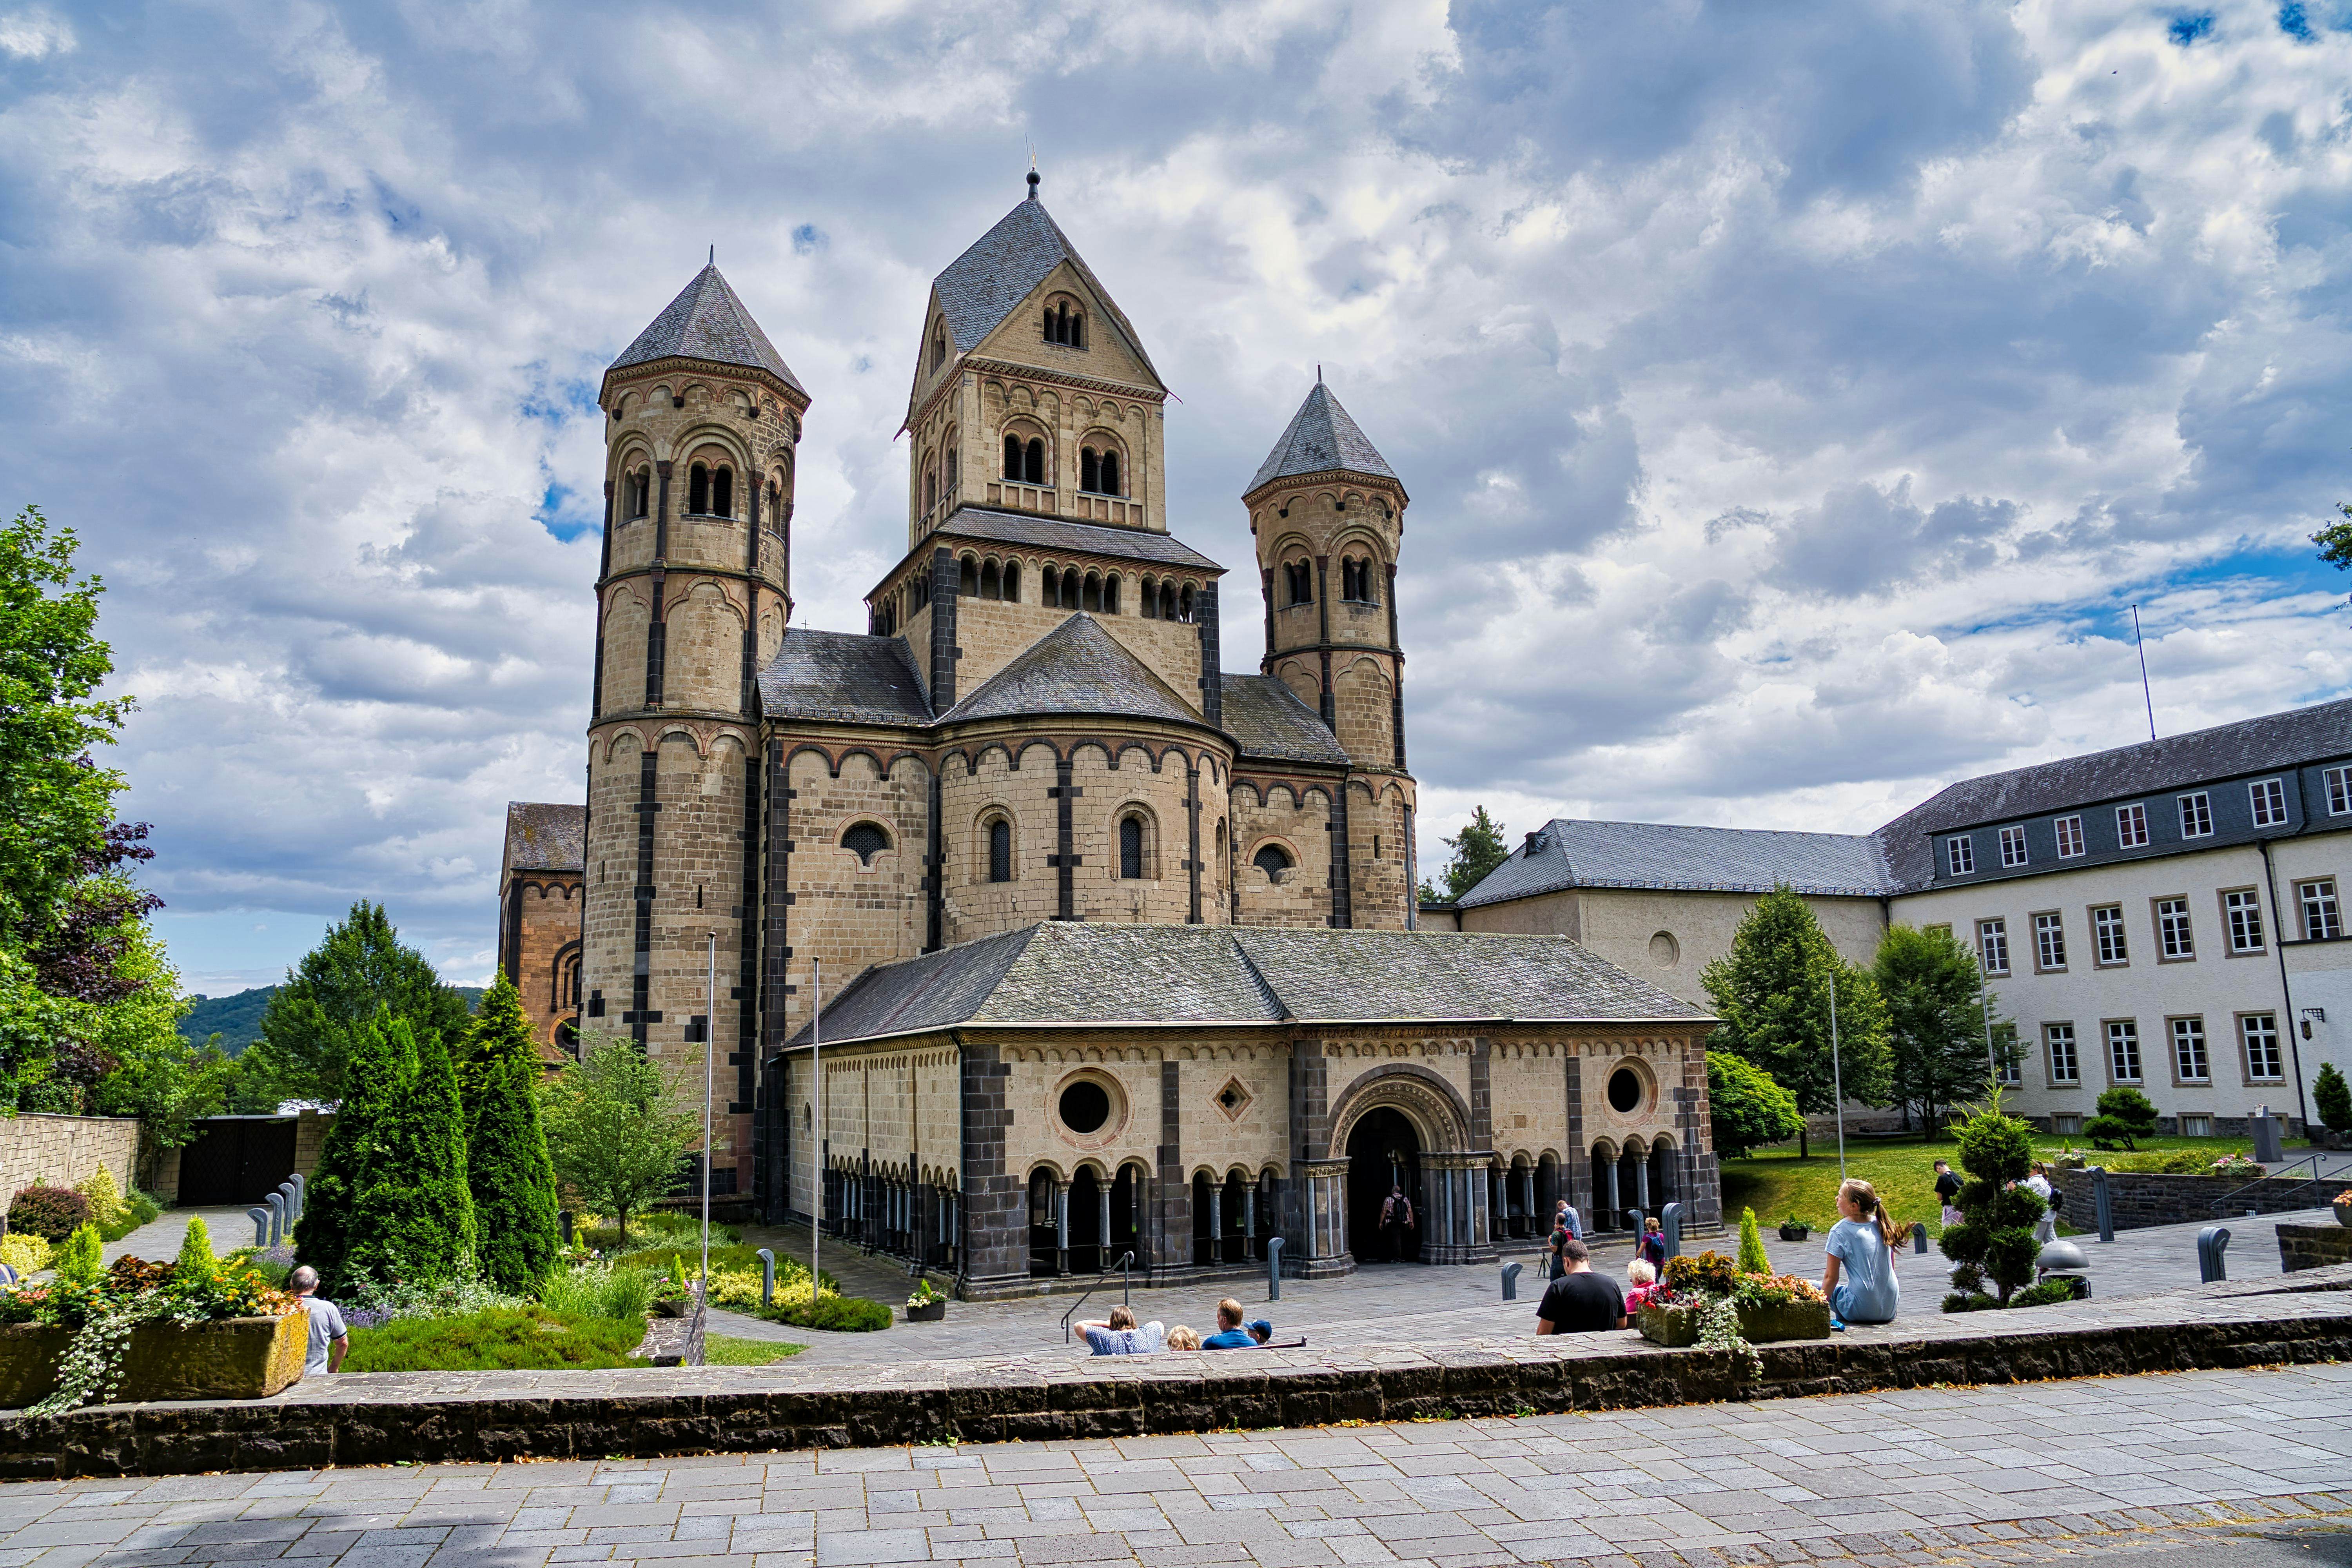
{"left": 791, "top": 924, "right": 1706, "bottom": 1044}
{"left": 932, "top": 507, "right": 1222, "bottom": 572}
{"left": 502, "top": 802, "right": 584, "bottom": 875}
{"left": 1219, "top": 675, "right": 1351, "bottom": 766}
{"left": 934, "top": 194, "right": 1159, "bottom": 381}
{"left": 1456, "top": 818, "right": 1895, "bottom": 908}
{"left": 758, "top": 628, "right": 932, "bottom": 726}
{"left": 1247, "top": 383, "right": 1398, "bottom": 495}
{"left": 938, "top": 613, "right": 1202, "bottom": 728}
{"left": 1872, "top": 695, "right": 2352, "bottom": 887}
{"left": 610, "top": 264, "right": 805, "bottom": 395}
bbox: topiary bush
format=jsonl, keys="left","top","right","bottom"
{"left": 2085, "top": 1085, "right": 2159, "bottom": 1151}
{"left": 51, "top": 1221, "right": 103, "bottom": 1287}
{"left": 8, "top": 1184, "right": 93, "bottom": 1241}
{"left": 1939, "top": 1094, "right": 2047, "bottom": 1311}
{"left": 1735, "top": 1208, "right": 1771, "bottom": 1276}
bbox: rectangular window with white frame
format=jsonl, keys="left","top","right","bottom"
{"left": 2178, "top": 791, "right": 2213, "bottom": 838}
{"left": 2034, "top": 911, "right": 2067, "bottom": 971}
{"left": 2091, "top": 904, "right": 2128, "bottom": 965}
{"left": 1946, "top": 836, "right": 1975, "bottom": 876}
{"left": 1999, "top": 825, "right": 2028, "bottom": 867}
{"left": 2105, "top": 1020, "right": 2142, "bottom": 1084}
{"left": 2117, "top": 802, "right": 2150, "bottom": 848}
{"left": 2223, "top": 887, "right": 2266, "bottom": 953}
{"left": 2327, "top": 765, "right": 2352, "bottom": 817}
{"left": 2250, "top": 778, "right": 2288, "bottom": 828}
{"left": 2170, "top": 1016, "right": 2209, "bottom": 1083}
{"left": 2240, "top": 1013, "right": 2283, "bottom": 1083}
{"left": 2301, "top": 878, "right": 2342, "bottom": 940}
{"left": 1977, "top": 918, "right": 2009, "bottom": 976}
{"left": 1996, "top": 1049, "right": 2021, "bottom": 1087}
{"left": 2055, "top": 814, "right": 2085, "bottom": 858}
{"left": 2045, "top": 1022, "right": 2079, "bottom": 1086}
{"left": 2155, "top": 897, "right": 2194, "bottom": 960}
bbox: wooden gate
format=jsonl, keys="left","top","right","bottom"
{"left": 175, "top": 1117, "right": 299, "bottom": 1207}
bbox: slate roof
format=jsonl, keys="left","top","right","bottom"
{"left": 1219, "top": 675, "right": 1352, "bottom": 766}
{"left": 1247, "top": 383, "right": 1399, "bottom": 495}
{"left": 938, "top": 614, "right": 1204, "bottom": 728}
{"left": 610, "top": 264, "right": 806, "bottom": 396}
{"left": 788, "top": 924, "right": 1708, "bottom": 1045}
{"left": 933, "top": 191, "right": 1159, "bottom": 381}
{"left": 934, "top": 507, "right": 1221, "bottom": 572}
{"left": 758, "top": 628, "right": 933, "bottom": 726}
{"left": 1455, "top": 818, "right": 1896, "bottom": 909}
{"left": 1872, "top": 695, "right": 2352, "bottom": 888}
{"left": 502, "top": 802, "right": 584, "bottom": 876}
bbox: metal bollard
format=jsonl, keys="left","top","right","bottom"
{"left": 2198, "top": 1225, "right": 2230, "bottom": 1283}
{"left": 756, "top": 1248, "right": 776, "bottom": 1309}
{"left": 264, "top": 1192, "right": 286, "bottom": 1247}
{"left": 1501, "top": 1261, "right": 1524, "bottom": 1301}
{"left": 1267, "top": 1235, "right": 1285, "bottom": 1301}
{"left": 278, "top": 1181, "right": 299, "bottom": 1230}
{"left": 1660, "top": 1202, "right": 1685, "bottom": 1261}
{"left": 2090, "top": 1167, "right": 2114, "bottom": 1243}
{"left": 559, "top": 1209, "right": 575, "bottom": 1246}
{"left": 289, "top": 1173, "right": 305, "bottom": 1223}
{"left": 1911, "top": 1221, "right": 1930, "bottom": 1254}
{"left": 247, "top": 1207, "right": 272, "bottom": 1249}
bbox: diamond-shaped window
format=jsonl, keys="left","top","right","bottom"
{"left": 1213, "top": 1076, "right": 1253, "bottom": 1121}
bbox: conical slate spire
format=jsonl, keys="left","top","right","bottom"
{"left": 1247, "top": 383, "right": 1397, "bottom": 494}
{"left": 610, "top": 263, "right": 804, "bottom": 395}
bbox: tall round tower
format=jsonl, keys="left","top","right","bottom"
{"left": 582, "top": 261, "right": 808, "bottom": 1197}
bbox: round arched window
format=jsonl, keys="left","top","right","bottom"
{"left": 1607, "top": 1067, "right": 1644, "bottom": 1114}
{"left": 1058, "top": 1080, "right": 1111, "bottom": 1135}
{"left": 842, "top": 822, "right": 890, "bottom": 864}
{"left": 1252, "top": 844, "right": 1293, "bottom": 881}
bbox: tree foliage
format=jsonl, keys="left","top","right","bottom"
{"left": 1420, "top": 806, "right": 1509, "bottom": 904}
{"left": 1938, "top": 1093, "right": 2044, "bottom": 1309}
{"left": 1873, "top": 924, "right": 2016, "bottom": 1134}
{"left": 291, "top": 1006, "right": 403, "bottom": 1290}
{"left": 245, "top": 902, "right": 472, "bottom": 1105}
{"left": 461, "top": 976, "right": 563, "bottom": 1294}
{"left": 1706, "top": 1049, "right": 1803, "bottom": 1157}
{"left": 2315, "top": 1062, "right": 2351, "bottom": 1134}
{"left": 2086, "top": 1085, "right": 2159, "bottom": 1151}
{"left": 345, "top": 1018, "right": 475, "bottom": 1288}
{"left": 1700, "top": 888, "right": 1890, "bottom": 1155}
{"left": 2314, "top": 501, "right": 2352, "bottom": 585}
{"left": 541, "top": 1034, "right": 698, "bottom": 1245}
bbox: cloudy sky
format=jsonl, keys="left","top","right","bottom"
{"left": 4, "top": 0, "right": 2349, "bottom": 991}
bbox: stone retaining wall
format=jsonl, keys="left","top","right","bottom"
{"left": 4, "top": 1269, "right": 2348, "bottom": 1480}
{"left": 2054, "top": 1166, "right": 2352, "bottom": 1231}
{"left": 2278, "top": 1221, "right": 2352, "bottom": 1273}
{"left": 0, "top": 1114, "right": 138, "bottom": 1205}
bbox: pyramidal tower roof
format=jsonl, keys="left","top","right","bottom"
{"left": 933, "top": 179, "right": 1159, "bottom": 380}
{"left": 1247, "top": 382, "right": 1397, "bottom": 494}
{"left": 610, "top": 263, "right": 805, "bottom": 395}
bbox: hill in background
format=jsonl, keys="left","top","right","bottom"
{"left": 181, "top": 984, "right": 487, "bottom": 1055}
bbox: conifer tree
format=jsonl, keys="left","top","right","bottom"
{"left": 291, "top": 1005, "right": 403, "bottom": 1289}
{"left": 174, "top": 1214, "right": 214, "bottom": 1274}
{"left": 461, "top": 975, "right": 561, "bottom": 1293}
{"left": 1700, "top": 887, "right": 1891, "bottom": 1157}
{"left": 1736, "top": 1208, "right": 1771, "bottom": 1276}
{"left": 245, "top": 902, "right": 472, "bottom": 1104}
{"left": 346, "top": 1017, "right": 475, "bottom": 1286}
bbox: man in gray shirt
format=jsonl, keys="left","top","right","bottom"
{"left": 290, "top": 1267, "right": 347, "bottom": 1375}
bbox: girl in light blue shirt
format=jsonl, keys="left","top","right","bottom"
{"left": 1820, "top": 1178, "right": 1902, "bottom": 1328}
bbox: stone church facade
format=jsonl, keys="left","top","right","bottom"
{"left": 510, "top": 176, "right": 1719, "bottom": 1294}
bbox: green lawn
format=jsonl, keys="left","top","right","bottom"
{"left": 702, "top": 1335, "right": 806, "bottom": 1365}
{"left": 342, "top": 1307, "right": 647, "bottom": 1372}
{"left": 1718, "top": 1131, "right": 2266, "bottom": 1238}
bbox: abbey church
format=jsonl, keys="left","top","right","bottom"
{"left": 499, "top": 175, "right": 1720, "bottom": 1296}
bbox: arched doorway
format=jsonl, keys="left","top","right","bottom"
{"left": 1346, "top": 1107, "right": 1422, "bottom": 1263}
{"left": 1070, "top": 1167, "right": 1102, "bottom": 1274}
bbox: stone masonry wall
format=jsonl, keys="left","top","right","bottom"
{"left": 504, "top": 872, "right": 581, "bottom": 1057}
{"left": 0, "top": 1114, "right": 137, "bottom": 1205}
{"left": 2055, "top": 1166, "right": 2352, "bottom": 1231}
{"left": 780, "top": 749, "right": 931, "bottom": 1040}
{"left": 1232, "top": 782, "right": 1334, "bottom": 927}
{"left": 2278, "top": 1222, "right": 2352, "bottom": 1272}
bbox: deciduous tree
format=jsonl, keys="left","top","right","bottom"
{"left": 1706, "top": 1049, "right": 1803, "bottom": 1158}
{"left": 245, "top": 902, "right": 472, "bottom": 1104}
{"left": 1873, "top": 924, "right": 2017, "bottom": 1134}
{"left": 541, "top": 1035, "right": 697, "bottom": 1245}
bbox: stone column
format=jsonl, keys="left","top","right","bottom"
{"left": 1634, "top": 1157, "right": 1651, "bottom": 1219}
{"left": 1055, "top": 1181, "right": 1071, "bottom": 1275}
{"left": 1244, "top": 1183, "right": 1258, "bottom": 1259}
{"left": 1521, "top": 1166, "right": 1536, "bottom": 1236}
{"left": 1098, "top": 1183, "right": 1113, "bottom": 1267}
{"left": 1207, "top": 1185, "right": 1224, "bottom": 1266}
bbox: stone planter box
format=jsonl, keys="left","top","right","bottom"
{"left": 0, "top": 1312, "right": 305, "bottom": 1408}
{"left": 905, "top": 1299, "right": 946, "bottom": 1323}
{"left": 1638, "top": 1298, "right": 1833, "bottom": 1348}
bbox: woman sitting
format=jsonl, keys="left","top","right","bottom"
{"left": 1622, "top": 1258, "right": 1660, "bottom": 1314}
{"left": 1820, "top": 1178, "right": 1902, "bottom": 1328}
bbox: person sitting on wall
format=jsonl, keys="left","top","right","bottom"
{"left": 1165, "top": 1324, "right": 1202, "bottom": 1350}
{"left": 1076, "top": 1304, "right": 1165, "bottom": 1356}
{"left": 1247, "top": 1318, "right": 1273, "bottom": 1345}
{"left": 1202, "top": 1298, "right": 1256, "bottom": 1348}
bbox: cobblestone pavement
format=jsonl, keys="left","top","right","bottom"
{"left": 103, "top": 1209, "right": 253, "bottom": 1269}
{"left": 728, "top": 1209, "right": 2338, "bottom": 1369}
{"left": 5, "top": 1363, "right": 2347, "bottom": 1568}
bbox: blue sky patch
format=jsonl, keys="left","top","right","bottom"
{"left": 2169, "top": 11, "right": 2216, "bottom": 42}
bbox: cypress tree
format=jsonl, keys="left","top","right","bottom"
{"left": 347, "top": 1017, "right": 476, "bottom": 1286}
{"left": 461, "top": 975, "right": 561, "bottom": 1293}
{"left": 291, "top": 1005, "right": 402, "bottom": 1290}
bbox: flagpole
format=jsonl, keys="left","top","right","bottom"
{"left": 696, "top": 930, "right": 715, "bottom": 1367}
{"left": 811, "top": 958, "right": 822, "bottom": 1308}
{"left": 1829, "top": 972, "right": 1847, "bottom": 1183}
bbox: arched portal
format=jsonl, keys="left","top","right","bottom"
{"left": 1346, "top": 1108, "right": 1422, "bottom": 1263}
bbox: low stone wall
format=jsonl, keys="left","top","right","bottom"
{"left": 2278, "top": 1221, "right": 2352, "bottom": 1272}
{"left": 4, "top": 1267, "right": 2347, "bottom": 1480}
{"left": 0, "top": 1114, "right": 138, "bottom": 1205}
{"left": 2053, "top": 1166, "right": 2352, "bottom": 1232}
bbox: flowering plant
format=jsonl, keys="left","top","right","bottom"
{"left": 906, "top": 1277, "right": 944, "bottom": 1308}
{"left": 2209, "top": 1152, "right": 2264, "bottom": 1177}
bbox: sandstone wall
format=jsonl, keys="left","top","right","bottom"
{"left": 0, "top": 1114, "right": 138, "bottom": 1205}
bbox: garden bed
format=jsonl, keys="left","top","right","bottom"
{"left": 1637, "top": 1298, "right": 1832, "bottom": 1347}
{"left": 0, "top": 1312, "right": 304, "bottom": 1408}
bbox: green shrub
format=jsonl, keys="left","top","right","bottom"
{"left": 2007, "top": 1279, "right": 2080, "bottom": 1308}
{"left": 2104, "top": 1148, "right": 2213, "bottom": 1174}
{"left": 345, "top": 1019, "right": 475, "bottom": 1287}
{"left": 1735, "top": 1209, "right": 1770, "bottom": 1275}
{"left": 765, "top": 1295, "right": 891, "bottom": 1332}
{"left": 175, "top": 1215, "right": 214, "bottom": 1274}
{"left": 52, "top": 1222, "right": 103, "bottom": 1287}
{"left": 461, "top": 976, "right": 563, "bottom": 1294}
{"left": 2311, "top": 1062, "right": 2349, "bottom": 1134}
{"left": 76, "top": 1168, "right": 127, "bottom": 1231}
{"left": 537, "top": 1262, "right": 653, "bottom": 1321}
{"left": 124, "top": 1188, "right": 162, "bottom": 1229}
{"left": 1939, "top": 1096, "right": 2045, "bottom": 1309}
{"left": 2086, "top": 1086, "right": 2158, "bottom": 1151}
{"left": 8, "top": 1184, "right": 93, "bottom": 1241}
{"left": 341, "top": 1307, "right": 646, "bottom": 1372}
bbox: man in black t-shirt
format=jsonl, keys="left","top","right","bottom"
{"left": 1534, "top": 1238, "right": 1627, "bottom": 1333}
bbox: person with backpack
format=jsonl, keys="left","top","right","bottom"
{"left": 1637, "top": 1214, "right": 1669, "bottom": 1272}
{"left": 1379, "top": 1185, "right": 1415, "bottom": 1261}
{"left": 1933, "top": 1158, "right": 1963, "bottom": 1229}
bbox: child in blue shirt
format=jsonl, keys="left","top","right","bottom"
{"left": 1821, "top": 1178, "right": 1902, "bottom": 1328}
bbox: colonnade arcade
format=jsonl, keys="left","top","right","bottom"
{"left": 820, "top": 1158, "right": 960, "bottom": 1271}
